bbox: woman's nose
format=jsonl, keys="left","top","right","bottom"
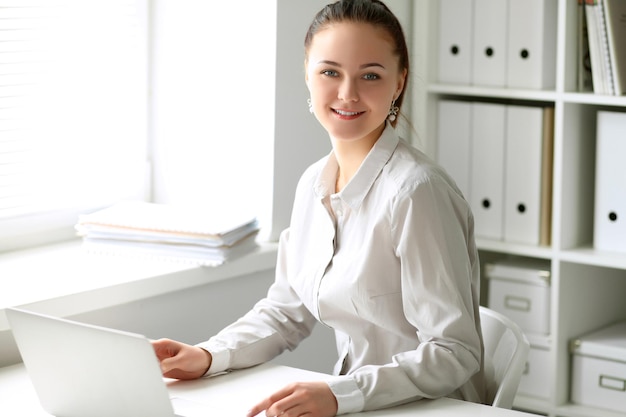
{"left": 338, "top": 78, "right": 359, "bottom": 102}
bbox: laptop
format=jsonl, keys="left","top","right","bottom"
{"left": 6, "top": 307, "right": 216, "bottom": 417}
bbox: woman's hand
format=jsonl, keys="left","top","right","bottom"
{"left": 151, "top": 338, "right": 212, "bottom": 380}
{"left": 246, "top": 381, "right": 338, "bottom": 417}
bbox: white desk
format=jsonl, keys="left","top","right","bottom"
{"left": 0, "top": 362, "right": 537, "bottom": 416}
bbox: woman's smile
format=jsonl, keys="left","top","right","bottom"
{"left": 332, "top": 108, "right": 366, "bottom": 119}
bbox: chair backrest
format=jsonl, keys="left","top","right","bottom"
{"left": 479, "top": 306, "right": 530, "bottom": 409}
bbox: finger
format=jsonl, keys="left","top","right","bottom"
{"left": 245, "top": 398, "right": 271, "bottom": 417}
{"left": 265, "top": 392, "right": 305, "bottom": 417}
{"left": 159, "top": 356, "right": 179, "bottom": 375}
{"left": 246, "top": 385, "right": 295, "bottom": 417}
{"left": 151, "top": 339, "right": 180, "bottom": 360}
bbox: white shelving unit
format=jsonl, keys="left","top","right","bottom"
{"left": 415, "top": 1, "right": 626, "bottom": 417}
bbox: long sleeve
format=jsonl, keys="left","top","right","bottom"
{"left": 196, "top": 228, "right": 318, "bottom": 375}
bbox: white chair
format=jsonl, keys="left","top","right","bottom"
{"left": 479, "top": 306, "right": 530, "bottom": 409}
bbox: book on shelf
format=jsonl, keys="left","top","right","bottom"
{"left": 539, "top": 106, "right": 554, "bottom": 247}
{"left": 585, "top": 0, "right": 626, "bottom": 95}
{"left": 577, "top": 0, "right": 594, "bottom": 92}
{"left": 585, "top": 0, "right": 603, "bottom": 93}
{"left": 75, "top": 201, "right": 260, "bottom": 266}
{"left": 597, "top": 0, "right": 614, "bottom": 95}
{"left": 585, "top": 0, "right": 612, "bottom": 94}
{"left": 603, "top": 0, "right": 626, "bottom": 94}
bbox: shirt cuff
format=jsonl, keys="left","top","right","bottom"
{"left": 195, "top": 342, "right": 230, "bottom": 376}
{"left": 327, "top": 376, "right": 365, "bottom": 415}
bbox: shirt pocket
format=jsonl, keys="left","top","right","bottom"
{"left": 351, "top": 288, "right": 404, "bottom": 326}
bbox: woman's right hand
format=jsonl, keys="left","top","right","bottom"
{"left": 151, "top": 338, "right": 212, "bottom": 380}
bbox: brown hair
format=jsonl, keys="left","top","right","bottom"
{"left": 304, "top": 0, "right": 410, "bottom": 126}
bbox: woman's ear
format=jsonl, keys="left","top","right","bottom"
{"left": 396, "top": 68, "right": 407, "bottom": 98}
{"left": 305, "top": 73, "right": 310, "bottom": 90}
{"left": 304, "top": 60, "right": 311, "bottom": 89}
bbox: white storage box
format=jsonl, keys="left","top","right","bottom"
{"left": 486, "top": 258, "right": 551, "bottom": 335}
{"left": 570, "top": 321, "right": 626, "bottom": 413}
{"left": 517, "top": 334, "right": 551, "bottom": 399}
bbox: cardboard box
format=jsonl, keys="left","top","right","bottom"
{"left": 570, "top": 321, "right": 626, "bottom": 413}
{"left": 486, "top": 258, "right": 551, "bottom": 335}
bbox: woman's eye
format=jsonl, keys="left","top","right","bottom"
{"left": 321, "top": 69, "right": 339, "bottom": 77}
{"left": 363, "top": 73, "right": 379, "bottom": 80}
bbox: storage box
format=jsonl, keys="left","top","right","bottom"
{"left": 570, "top": 321, "right": 626, "bottom": 413}
{"left": 517, "top": 334, "right": 551, "bottom": 399}
{"left": 486, "top": 258, "right": 551, "bottom": 335}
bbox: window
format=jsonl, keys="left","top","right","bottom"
{"left": 149, "top": 0, "right": 277, "bottom": 240}
{"left": 0, "top": 0, "right": 148, "bottom": 251}
{"left": 1, "top": 0, "right": 283, "bottom": 252}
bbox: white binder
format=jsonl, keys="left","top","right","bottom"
{"left": 438, "top": 0, "right": 474, "bottom": 84}
{"left": 437, "top": 100, "right": 472, "bottom": 198}
{"left": 470, "top": 102, "right": 506, "bottom": 240}
{"left": 503, "top": 106, "right": 544, "bottom": 244}
{"left": 506, "top": 0, "right": 558, "bottom": 89}
{"left": 472, "top": 0, "right": 508, "bottom": 87}
{"left": 594, "top": 111, "right": 626, "bottom": 253}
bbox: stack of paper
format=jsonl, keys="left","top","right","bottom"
{"left": 75, "top": 201, "right": 260, "bottom": 266}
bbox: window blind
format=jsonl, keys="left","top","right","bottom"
{"left": 0, "top": 0, "right": 148, "bottom": 249}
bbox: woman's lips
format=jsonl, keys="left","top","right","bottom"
{"left": 332, "top": 108, "right": 365, "bottom": 119}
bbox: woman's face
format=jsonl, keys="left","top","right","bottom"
{"left": 305, "top": 21, "right": 406, "bottom": 145}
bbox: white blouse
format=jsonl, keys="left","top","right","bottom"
{"left": 198, "top": 123, "right": 486, "bottom": 414}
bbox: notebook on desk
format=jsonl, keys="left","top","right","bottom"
{"left": 6, "top": 307, "right": 218, "bottom": 417}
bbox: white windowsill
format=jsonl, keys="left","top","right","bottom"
{"left": 0, "top": 239, "right": 278, "bottom": 331}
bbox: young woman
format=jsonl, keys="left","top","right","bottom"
{"left": 153, "top": 1, "right": 486, "bottom": 416}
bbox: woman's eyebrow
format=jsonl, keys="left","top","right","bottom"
{"left": 316, "top": 60, "right": 386, "bottom": 70}
{"left": 360, "top": 62, "right": 386, "bottom": 70}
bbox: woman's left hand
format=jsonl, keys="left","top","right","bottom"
{"left": 246, "top": 381, "right": 338, "bottom": 417}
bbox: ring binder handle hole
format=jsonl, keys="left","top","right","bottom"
{"left": 608, "top": 212, "right": 617, "bottom": 222}
{"left": 484, "top": 47, "right": 494, "bottom": 57}
{"left": 450, "top": 45, "right": 459, "bottom": 55}
{"left": 517, "top": 203, "right": 526, "bottom": 213}
{"left": 482, "top": 199, "right": 491, "bottom": 209}
{"left": 520, "top": 49, "right": 529, "bottom": 59}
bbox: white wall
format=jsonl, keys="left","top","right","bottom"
{"left": 270, "top": 0, "right": 331, "bottom": 241}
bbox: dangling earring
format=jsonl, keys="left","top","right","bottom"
{"left": 307, "top": 98, "right": 314, "bottom": 114}
{"left": 387, "top": 99, "right": 399, "bottom": 122}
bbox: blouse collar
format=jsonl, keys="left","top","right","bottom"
{"left": 314, "top": 122, "right": 400, "bottom": 210}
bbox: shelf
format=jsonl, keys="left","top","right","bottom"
{"left": 429, "top": 85, "right": 626, "bottom": 107}
{"left": 559, "top": 246, "right": 626, "bottom": 270}
{"left": 560, "top": 92, "right": 626, "bottom": 106}
{"left": 476, "top": 239, "right": 555, "bottom": 260}
{"left": 556, "top": 403, "right": 626, "bottom": 417}
{"left": 427, "top": 84, "right": 558, "bottom": 103}
{"left": 476, "top": 241, "right": 626, "bottom": 270}
{"left": 418, "top": 0, "right": 626, "bottom": 416}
